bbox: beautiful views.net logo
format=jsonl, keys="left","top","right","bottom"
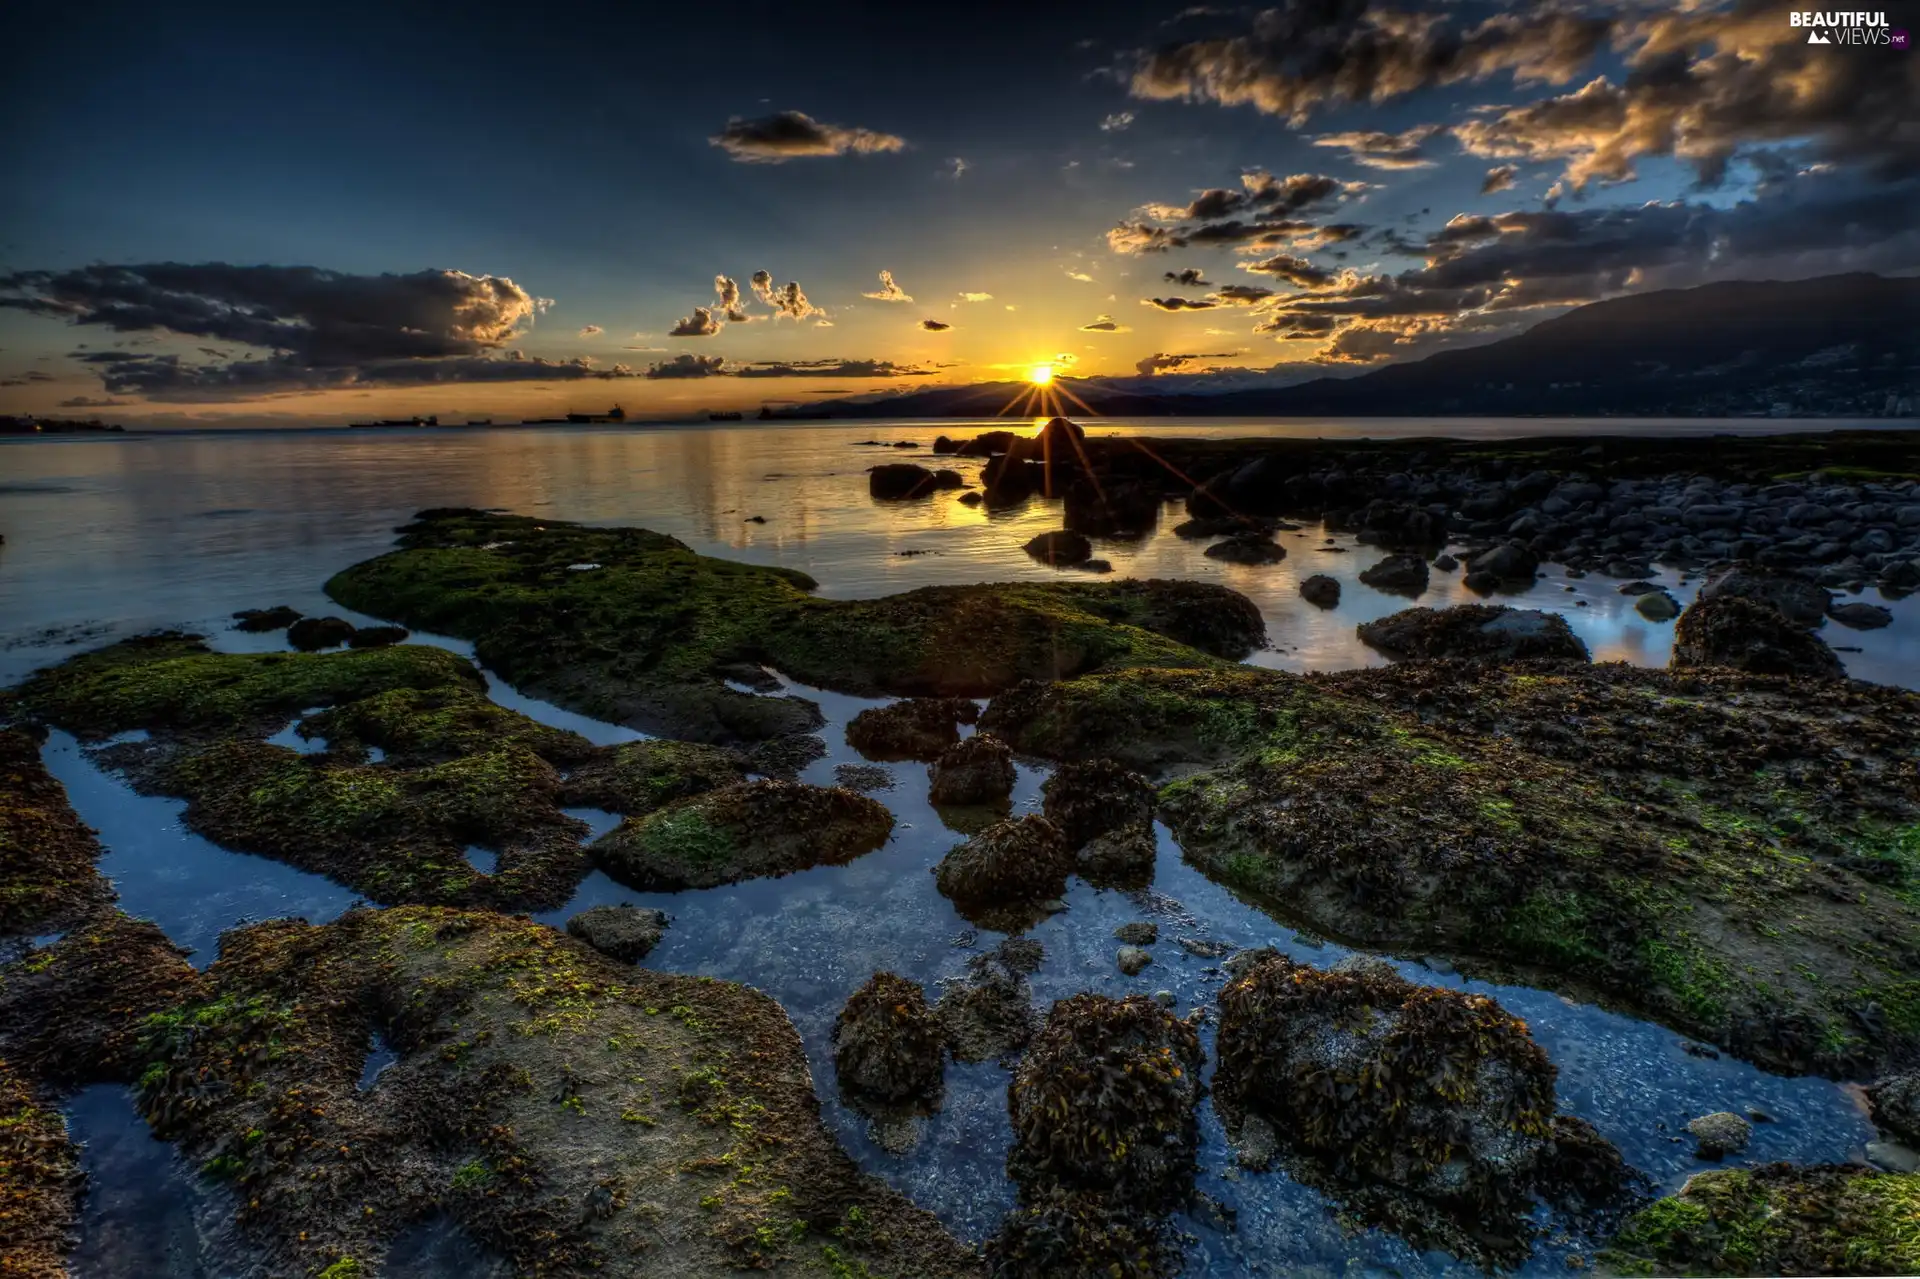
{"left": 1788, "top": 10, "right": 1905, "bottom": 43}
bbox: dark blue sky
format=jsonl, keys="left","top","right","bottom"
{"left": 2, "top": 0, "right": 1915, "bottom": 421}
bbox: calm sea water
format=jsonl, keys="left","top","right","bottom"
{"left": 1, "top": 420, "right": 1910, "bottom": 1277}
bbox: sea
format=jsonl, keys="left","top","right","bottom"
{"left": 2, "top": 418, "right": 1914, "bottom": 1277}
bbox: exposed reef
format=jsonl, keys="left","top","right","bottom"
{"left": 591, "top": 780, "right": 894, "bottom": 891}
{"left": 1, "top": 725, "right": 114, "bottom": 936}
{"left": 323, "top": 509, "right": 1264, "bottom": 744}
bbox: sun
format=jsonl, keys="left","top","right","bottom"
{"left": 1028, "top": 364, "right": 1054, "bottom": 386}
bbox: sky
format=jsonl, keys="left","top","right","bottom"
{"left": 1, "top": 0, "right": 1916, "bottom": 425}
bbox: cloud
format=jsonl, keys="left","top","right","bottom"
{"left": 1164, "top": 268, "right": 1209, "bottom": 286}
{"left": 1135, "top": 350, "right": 1240, "bottom": 375}
{"left": 1480, "top": 164, "right": 1520, "bottom": 195}
{"left": 947, "top": 157, "right": 969, "bottom": 179}
{"left": 577, "top": 324, "right": 603, "bottom": 338}
{"left": 88, "top": 350, "right": 639, "bottom": 400}
{"left": 734, "top": 359, "right": 933, "bottom": 378}
{"left": 646, "top": 354, "right": 727, "bottom": 379}
{"left": 1211, "top": 284, "right": 1275, "bottom": 304}
{"left": 863, "top": 270, "right": 913, "bottom": 302}
{"left": 920, "top": 319, "right": 953, "bottom": 331}
{"left": 1240, "top": 254, "right": 1337, "bottom": 288}
{"left": 1066, "top": 270, "right": 1096, "bottom": 282}
{"left": 1100, "top": 110, "right": 1136, "bottom": 132}
{"left": 1081, "top": 314, "right": 1131, "bottom": 332}
{"left": 57, "top": 395, "right": 128, "bottom": 407}
{"left": 714, "top": 276, "right": 750, "bottom": 323}
{"left": 670, "top": 307, "right": 721, "bottom": 337}
{"left": 1143, "top": 296, "right": 1218, "bottom": 311}
{"left": 710, "top": 111, "right": 907, "bottom": 163}
{"left": 1107, "top": 172, "right": 1360, "bottom": 253}
{"left": 1129, "top": 1, "right": 1607, "bottom": 125}
{"left": 959, "top": 291, "right": 993, "bottom": 302}
{"left": 1312, "top": 125, "right": 1444, "bottom": 170}
{"left": 750, "top": 271, "right": 820, "bottom": 321}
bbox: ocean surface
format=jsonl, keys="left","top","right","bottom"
{"left": 2, "top": 418, "right": 1914, "bottom": 1277}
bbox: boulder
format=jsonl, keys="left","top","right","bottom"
{"left": 869, "top": 463, "right": 940, "bottom": 500}
{"left": 1830, "top": 600, "right": 1893, "bottom": 630}
{"left": 231, "top": 605, "right": 301, "bottom": 633}
{"left": 1116, "top": 946, "right": 1153, "bottom": 975}
{"left": 1077, "top": 825, "right": 1158, "bottom": 889}
{"left": 1671, "top": 596, "right": 1845, "bottom": 679}
{"left": 1356, "top": 605, "right": 1589, "bottom": 663}
{"left": 1204, "top": 534, "right": 1286, "bottom": 564}
{"left": 1475, "top": 541, "right": 1540, "bottom": 582}
{"left": 564, "top": 904, "right": 668, "bottom": 961}
{"left": 846, "top": 697, "right": 979, "bottom": 761}
{"left": 286, "top": 616, "right": 356, "bottom": 651}
{"left": 1869, "top": 1072, "right": 1920, "bottom": 1145}
{"left": 1299, "top": 574, "right": 1341, "bottom": 608}
{"left": 1634, "top": 591, "right": 1681, "bottom": 621}
{"left": 1040, "top": 759, "right": 1155, "bottom": 849}
{"left": 932, "top": 815, "right": 1072, "bottom": 912}
{"left": 1114, "top": 922, "right": 1158, "bottom": 945}
{"left": 1064, "top": 481, "right": 1160, "bottom": 538}
{"left": 834, "top": 971, "right": 947, "bottom": 1101}
{"left": 1023, "top": 530, "right": 1093, "bottom": 568}
{"left": 1698, "top": 566, "right": 1832, "bottom": 626}
{"left": 928, "top": 732, "right": 1016, "bottom": 805}
{"left": 1358, "top": 553, "right": 1429, "bottom": 597}
{"left": 1686, "top": 1111, "right": 1752, "bottom": 1159}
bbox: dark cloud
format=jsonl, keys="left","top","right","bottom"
{"left": 1135, "top": 350, "right": 1240, "bottom": 375}
{"left": 578, "top": 324, "right": 603, "bottom": 337}
{"left": 669, "top": 307, "right": 721, "bottom": 337}
{"left": 1211, "top": 284, "right": 1276, "bottom": 304}
{"left": 862, "top": 270, "right": 913, "bottom": 302}
{"left": 1129, "top": 1, "right": 1607, "bottom": 125}
{"left": 920, "top": 318, "right": 952, "bottom": 331}
{"left": 646, "top": 354, "right": 726, "bottom": 379}
{"left": 1240, "top": 254, "right": 1337, "bottom": 288}
{"left": 710, "top": 111, "right": 907, "bottom": 163}
{"left": 1480, "top": 164, "right": 1520, "bottom": 195}
{"left": 90, "top": 351, "right": 637, "bottom": 400}
{"left": 1164, "top": 268, "right": 1209, "bottom": 286}
{"left": 1312, "top": 125, "right": 1444, "bottom": 169}
{"left": 57, "top": 395, "right": 128, "bottom": 407}
{"left": 1109, "top": 172, "right": 1358, "bottom": 254}
{"left": 734, "top": 359, "right": 933, "bottom": 378}
{"left": 1081, "top": 314, "right": 1131, "bottom": 332}
{"left": 1143, "top": 296, "right": 1218, "bottom": 311}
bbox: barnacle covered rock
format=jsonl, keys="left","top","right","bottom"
{"left": 834, "top": 972, "right": 947, "bottom": 1102}
{"left": 928, "top": 733, "right": 1016, "bottom": 806}
{"left": 845, "top": 696, "right": 979, "bottom": 761}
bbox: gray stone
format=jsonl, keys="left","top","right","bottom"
{"left": 1686, "top": 1111, "right": 1752, "bottom": 1158}
{"left": 1830, "top": 601, "right": 1893, "bottom": 629}
{"left": 1116, "top": 945, "right": 1153, "bottom": 975}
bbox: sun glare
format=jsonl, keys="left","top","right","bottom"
{"left": 1028, "top": 364, "right": 1054, "bottom": 386}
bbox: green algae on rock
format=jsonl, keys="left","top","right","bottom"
{"left": 1601, "top": 1164, "right": 1920, "bottom": 1276}
{"left": 591, "top": 780, "right": 893, "bottom": 891}
{"left": 1, "top": 726, "right": 114, "bottom": 937}
{"left": 323, "top": 508, "right": 1263, "bottom": 744}
{"left": 558, "top": 738, "right": 751, "bottom": 815}
{"left": 131, "top": 906, "right": 984, "bottom": 1278}
{"left": 986, "top": 661, "right": 1920, "bottom": 1076}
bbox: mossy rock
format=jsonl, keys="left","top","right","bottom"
{"left": 556, "top": 739, "right": 751, "bottom": 815}
{"left": 591, "top": 780, "right": 893, "bottom": 890}
{"left": 323, "top": 509, "right": 1263, "bottom": 744}
{"left": 0, "top": 725, "right": 114, "bottom": 936}
{"left": 128, "top": 906, "right": 985, "bottom": 1277}
{"left": 302, "top": 683, "right": 595, "bottom": 768}
{"left": 936, "top": 942, "right": 1041, "bottom": 1064}
{"left": 1601, "top": 1165, "right": 1920, "bottom": 1276}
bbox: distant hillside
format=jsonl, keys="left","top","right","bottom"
{"left": 822, "top": 274, "right": 1920, "bottom": 419}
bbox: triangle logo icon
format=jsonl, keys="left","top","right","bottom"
{"left": 1807, "top": 28, "right": 1830, "bottom": 41}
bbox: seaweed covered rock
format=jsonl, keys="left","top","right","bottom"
{"left": 287, "top": 615, "right": 357, "bottom": 651}
{"left": 1602, "top": 1165, "right": 1920, "bottom": 1276}
{"left": 928, "top": 732, "right": 1016, "bottom": 806}
{"left": 0, "top": 1058, "right": 81, "bottom": 1276}
{"left": 1007, "top": 994, "right": 1203, "bottom": 1212}
{"left": 345, "top": 624, "right": 409, "bottom": 648}
{"left": 1359, "top": 552, "right": 1430, "bottom": 597}
{"left": 1697, "top": 565, "right": 1833, "bottom": 627}
{"left": 1869, "top": 1072, "right": 1920, "bottom": 1146}
{"left": 846, "top": 696, "right": 980, "bottom": 761}
{"left": 591, "top": 780, "right": 893, "bottom": 891}
{"left": 0, "top": 725, "right": 114, "bottom": 935}
{"left": 932, "top": 816, "right": 1072, "bottom": 920}
{"left": 1023, "top": 530, "right": 1092, "bottom": 568}
{"left": 1214, "top": 954, "right": 1597, "bottom": 1214}
{"left": 1672, "top": 594, "right": 1845, "bottom": 679}
{"left": 323, "top": 509, "right": 1265, "bottom": 744}
{"left": 1040, "top": 759, "right": 1155, "bottom": 848}
{"left": 1299, "top": 574, "right": 1341, "bottom": 608}
{"left": 986, "top": 1187, "right": 1176, "bottom": 1279}
{"left": 129, "top": 907, "right": 984, "bottom": 1278}
{"left": 300, "top": 681, "right": 596, "bottom": 768}
{"left": 1204, "top": 533, "right": 1286, "bottom": 565}
{"left": 937, "top": 940, "right": 1042, "bottom": 1063}
{"left": 1356, "top": 604, "right": 1590, "bottom": 663}
{"left": 565, "top": 904, "right": 668, "bottom": 961}
{"left": 556, "top": 738, "right": 750, "bottom": 814}
{"left": 231, "top": 605, "right": 300, "bottom": 633}
{"left": 834, "top": 972, "right": 946, "bottom": 1101}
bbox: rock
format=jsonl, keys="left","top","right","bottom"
{"left": 936, "top": 940, "right": 1041, "bottom": 1062}
{"left": 1116, "top": 946, "right": 1153, "bottom": 975}
{"left": 1866, "top": 1140, "right": 1920, "bottom": 1173}
{"left": 932, "top": 815, "right": 1073, "bottom": 914}
{"left": 1064, "top": 481, "right": 1161, "bottom": 538}
{"left": 1686, "top": 1111, "right": 1752, "bottom": 1158}
{"left": 559, "top": 739, "right": 750, "bottom": 814}
{"left": 1007, "top": 994, "right": 1204, "bottom": 1212}
{"left": 1476, "top": 541, "right": 1540, "bottom": 581}
{"left": 564, "top": 904, "right": 668, "bottom": 961}
{"left": 1634, "top": 590, "right": 1681, "bottom": 621}
{"left": 846, "top": 697, "right": 979, "bottom": 761}
{"left": 1204, "top": 534, "right": 1286, "bottom": 564}
{"left": 1868, "top": 1072, "right": 1920, "bottom": 1145}
{"left": 1153, "top": 990, "right": 1176, "bottom": 1009}
{"left": 1077, "top": 825, "right": 1158, "bottom": 889}
{"left": 932, "top": 469, "right": 965, "bottom": 489}
{"left": 1356, "top": 604, "right": 1589, "bottom": 663}
{"left": 1619, "top": 580, "right": 1661, "bottom": 595}
{"left": 1671, "top": 595, "right": 1845, "bottom": 679}
{"left": 928, "top": 732, "right": 1016, "bottom": 805}
{"left": 1114, "top": 922, "right": 1158, "bottom": 945}
{"left": 1698, "top": 566, "right": 1832, "bottom": 626}
{"left": 1023, "top": 529, "right": 1093, "bottom": 568}
{"left": 345, "top": 624, "right": 409, "bottom": 648}
{"left": 1215, "top": 952, "right": 1608, "bottom": 1210}
{"left": 958, "top": 491, "right": 983, "bottom": 507}
{"left": 1830, "top": 600, "right": 1893, "bottom": 630}
{"left": 832, "top": 762, "right": 894, "bottom": 792}
{"left": 1235, "top": 1114, "right": 1278, "bottom": 1170}
{"left": 1299, "top": 574, "right": 1341, "bottom": 608}
{"left": 931, "top": 435, "right": 958, "bottom": 455}
{"left": 1358, "top": 553, "right": 1430, "bottom": 597}
{"left": 1040, "top": 759, "right": 1155, "bottom": 848}
{"left": 1176, "top": 937, "right": 1235, "bottom": 959}
{"left": 1462, "top": 568, "right": 1498, "bottom": 594}
{"left": 231, "top": 605, "right": 301, "bottom": 632}
{"left": 286, "top": 615, "right": 356, "bottom": 650}
{"left": 834, "top": 971, "right": 947, "bottom": 1101}
{"left": 986, "top": 1187, "right": 1177, "bottom": 1279}
{"left": 592, "top": 780, "right": 893, "bottom": 890}
{"left": 1080, "top": 558, "right": 1113, "bottom": 574}
{"left": 869, "top": 463, "right": 941, "bottom": 500}
{"left": 1432, "top": 554, "right": 1459, "bottom": 572}
{"left": 1173, "top": 514, "right": 1275, "bottom": 540}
